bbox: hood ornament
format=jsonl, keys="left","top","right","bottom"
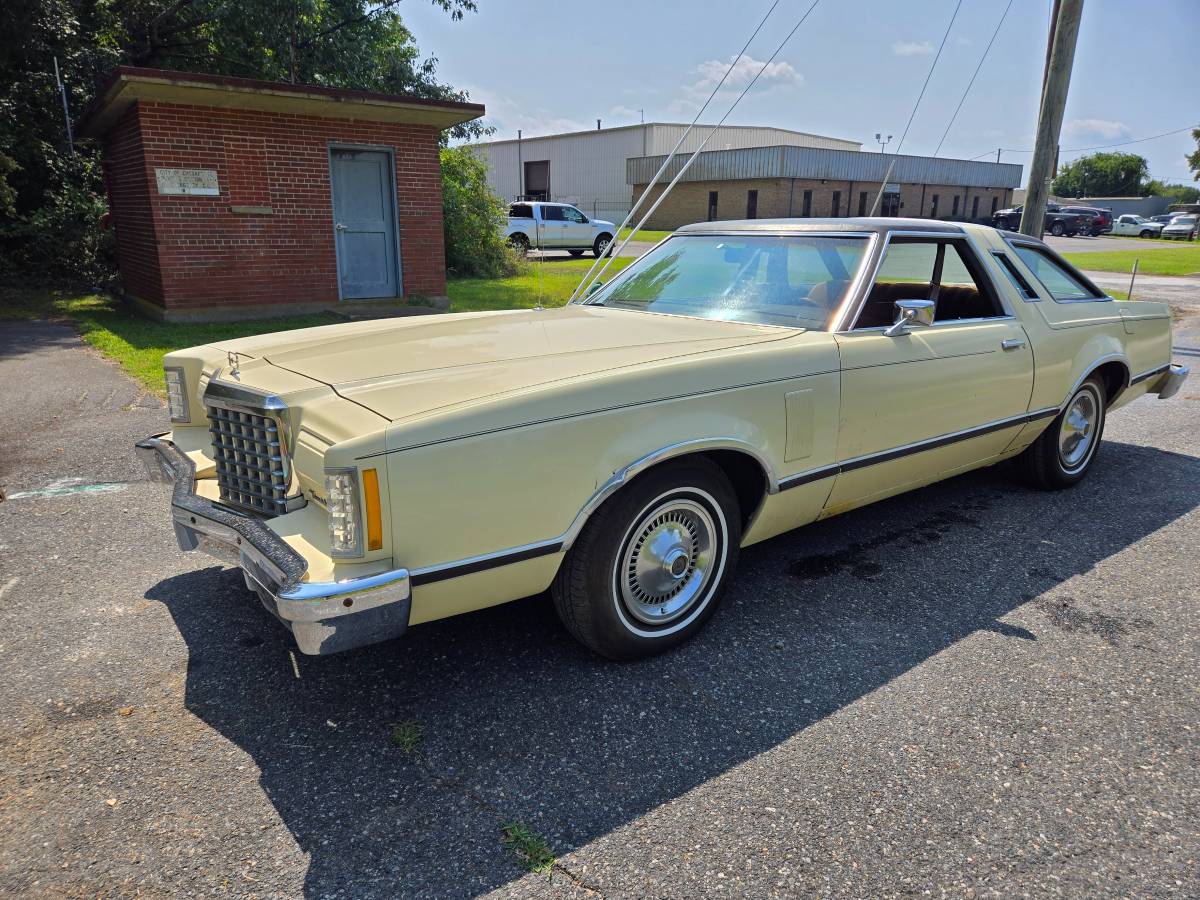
{"left": 227, "top": 351, "right": 242, "bottom": 380}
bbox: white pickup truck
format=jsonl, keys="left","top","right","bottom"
{"left": 505, "top": 201, "right": 616, "bottom": 257}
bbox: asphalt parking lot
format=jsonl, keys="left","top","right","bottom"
{"left": 1, "top": 316, "right": 1198, "bottom": 897}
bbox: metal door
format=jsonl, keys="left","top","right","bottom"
{"left": 330, "top": 149, "right": 400, "bottom": 299}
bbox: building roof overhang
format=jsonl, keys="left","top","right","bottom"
{"left": 79, "top": 66, "right": 485, "bottom": 137}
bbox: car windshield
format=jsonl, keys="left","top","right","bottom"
{"left": 1173, "top": 216, "right": 1197, "bottom": 225}
{"left": 587, "top": 233, "right": 870, "bottom": 330}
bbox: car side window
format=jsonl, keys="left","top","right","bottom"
{"left": 562, "top": 207, "right": 588, "bottom": 223}
{"left": 1011, "top": 244, "right": 1105, "bottom": 302}
{"left": 853, "top": 238, "right": 1006, "bottom": 329}
{"left": 541, "top": 205, "right": 565, "bottom": 222}
{"left": 509, "top": 204, "right": 533, "bottom": 219}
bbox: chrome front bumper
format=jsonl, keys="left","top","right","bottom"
{"left": 136, "top": 434, "right": 411, "bottom": 655}
{"left": 1152, "top": 364, "right": 1190, "bottom": 401}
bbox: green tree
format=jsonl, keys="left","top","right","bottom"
{"left": 1143, "top": 179, "right": 1200, "bottom": 204}
{"left": 439, "top": 145, "right": 522, "bottom": 278}
{"left": 0, "top": 0, "right": 486, "bottom": 284}
{"left": 1051, "top": 152, "right": 1151, "bottom": 197}
{"left": 1188, "top": 127, "right": 1200, "bottom": 184}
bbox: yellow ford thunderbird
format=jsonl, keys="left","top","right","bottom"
{"left": 138, "top": 219, "right": 1188, "bottom": 658}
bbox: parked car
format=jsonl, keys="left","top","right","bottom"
{"left": 992, "top": 204, "right": 1085, "bottom": 236}
{"left": 1111, "top": 214, "right": 1165, "bottom": 238}
{"left": 1161, "top": 214, "right": 1198, "bottom": 240}
{"left": 1059, "top": 205, "right": 1113, "bottom": 236}
{"left": 505, "top": 201, "right": 615, "bottom": 256}
{"left": 138, "top": 218, "right": 1187, "bottom": 659}
{"left": 1149, "top": 214, "right": 1178, "bottom": 225}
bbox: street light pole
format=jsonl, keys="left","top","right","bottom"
{"left": 517, "top": 129, "right": 523, "bottom": 199}
{"left": 875, "top": 132, "right": 893, "bottom": 153}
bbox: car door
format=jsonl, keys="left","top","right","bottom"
{"left": 561, "top": 205, "right": 593, "bottom": 248}
{"left": 824, "top": 234, "right": 1034, "bottom": 515}
{"left": 537, "top": 204, "right": 569, "bottom": 248}
{"left": 1112, "top": 216, "right": 1132, "bottom": 236}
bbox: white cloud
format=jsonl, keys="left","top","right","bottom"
{"left": 667, "top": 54, "right": 803, "bottom": 115}
{"left": 462, "top": 87, "right": 586, "bottom": 139}
{"left": 608, "top": 104, "right": 643, "bottom": 123}
{"left": 1065, "top": 118, "right": 1130, "bottom": 140}
{"left": 892, "top": 40, "right": 934, "bottom": 56}
{"left": 954, "top": 35, "right": 973, "bottom": 46}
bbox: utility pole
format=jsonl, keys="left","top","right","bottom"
{"left": 517, "top": 129, "right": 523, "bottom": 198}
{"left": 1020, "top": 0, "right": 1083, "bottom": 238}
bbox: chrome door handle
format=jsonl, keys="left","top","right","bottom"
{"left": 1001, "top": 338, "right": 1026, "bottom": 351}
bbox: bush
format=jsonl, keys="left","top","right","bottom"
{"left": 440, "top": 144, "right": 523, "bottom": 278}
{"left": 0, "top": 145, "right": 114, "bottom": 286}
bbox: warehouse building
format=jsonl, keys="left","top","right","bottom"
{"left": 471, "top": 122, "right": 861, "bottom": 223}
{"left": 627, "top": 145, "right": 1023, "bottom": 230}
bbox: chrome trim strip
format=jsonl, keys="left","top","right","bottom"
{"left": 1129, "top": 363, "right": 1170, "bottom": 386}
{"left": 777, "top": 407, "right": 1059, "bottom": 492}
{"left": 408, "top": 437, "right": 780, "bottom": 585}
{"left": 1062, "top": 353, "right": 1130, "bottom": 404}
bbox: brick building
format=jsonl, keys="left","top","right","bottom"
{"left": 628, "top": 145, "right": 1022, "bottom": 231}
{"left": 79, "top": 67, "right": 483, "bottom": 321}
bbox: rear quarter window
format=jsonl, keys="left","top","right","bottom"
{"left": 1012, "top": 244, "right": 1107, "bottom": 303}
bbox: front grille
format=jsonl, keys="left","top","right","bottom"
{"left": 205, "top": 403, "right": 300, "bottom": 516}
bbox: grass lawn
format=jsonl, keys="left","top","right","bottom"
{"left": 1062, "top": 244, "right": 1200, "bottom": 277}
{"left": 446, "top": 256, "right": 632, "bottom": 312}
{"left": 617, "top": 227, "right": 673, "bottom": 244}
{"left": 1, "top": 257, "right": 633, "bottom": 394}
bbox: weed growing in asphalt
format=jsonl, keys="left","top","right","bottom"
{"left": 501, "top": 822, "right": 555, "bottom": 875}
{"left": 389, "top": 720, "right": 423, "bottom": 753}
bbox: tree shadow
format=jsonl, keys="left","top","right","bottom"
{"left": 145, "top": 441, "right": 1199, "bottom": 896}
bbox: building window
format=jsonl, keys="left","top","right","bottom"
{"left": 746, "top": 190, "right": 758, "bottom": 219}
{"left": 802, "top": 190, "right": 812, "bottom": 217}
{"left": 707, "top": 191, "right": 718, "bottom": 221}
{"left": 930, "top": 194, "right": 939, "bottom": 218}
{"left": 831, "top": 191, "right": 841, "bottom": 217}
{"left": 991, "top": 196, "right": 999, "bottom": 215}
{"left": 971, "top": 196, "right": 980, "bottom": 219}
{"left": 858, "top": 191, "right": 868, "bottom": 216}
{"left": 952, "top": 195, "right": 960, "bottom": 217}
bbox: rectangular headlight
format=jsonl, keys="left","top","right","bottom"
{"left": 325, "top": 469, "right": 363, "bottom": 558}
{"left": 164, "top": 367, "right": 190, "bottom": 423}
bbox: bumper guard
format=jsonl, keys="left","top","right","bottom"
{"left": 136, "top": 434, "right": 411, "bottom": 655}
{"left": 1152, "top": 364, "right": 1189, "bottom": 401}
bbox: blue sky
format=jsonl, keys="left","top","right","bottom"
{"left": 404, "top": 0, "right": 1199, "bottom": 186}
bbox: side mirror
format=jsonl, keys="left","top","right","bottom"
{"left": 585, "top": 280, "right": 604, "bottom": 296}
{"left": 883, "top": 298, "right": 936, "bottom": 336}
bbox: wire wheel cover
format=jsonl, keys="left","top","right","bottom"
{"left": 1059, "top": 388, "right": 1099, "bottom": 471}
{"left": 619, "top": 498, "right": 719, "bottom": 626}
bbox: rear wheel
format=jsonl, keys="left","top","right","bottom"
{"left": 508, "top": 233, "right": 530, "bottom": 255}
{"left": 593, "top": 233, "right": 613, "bottom": 257}
{"left": 1016, "top": 377, "right": 1106, "bottom": 490}
{"left": 551, "top": 458, "right": 741, "bottom": 660}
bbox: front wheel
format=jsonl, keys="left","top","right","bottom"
{"left": 551, "top": 458, "right": 741, "bottom": 660}
{"left": 1016, "top": 378, "right": 1106, "bottom": 490}
{"left": 593, "top": 233, "right": 613, "bottom": 257}
{"left": 1050, "top": 222, "right": 1065, "bottom": 236}
{"left": 1140, "top": 230, "right": 1153, "bottom": 239}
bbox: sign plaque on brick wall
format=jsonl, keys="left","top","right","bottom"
{"left": 155, "top": 168, "right": 219, "bottom": 196}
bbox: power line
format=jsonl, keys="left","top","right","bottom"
{"left": 971, "top": 124, "right": 1198, "bottom": 160}
{"left": 870, "top": 0, "right": 962, "bottom": 214}
{"left": 567, "top": 0, "right": 782, "bottom": 302}
{"left": 932, "top": 0, "right": 1013, "bottom": 157}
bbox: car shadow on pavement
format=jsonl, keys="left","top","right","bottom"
{"left": 145, "top": 440, "right": 1200, "bottom": 897}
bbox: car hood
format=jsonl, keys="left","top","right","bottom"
{"left": 217, "top": 306, "right": 791, "bottom": 422}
